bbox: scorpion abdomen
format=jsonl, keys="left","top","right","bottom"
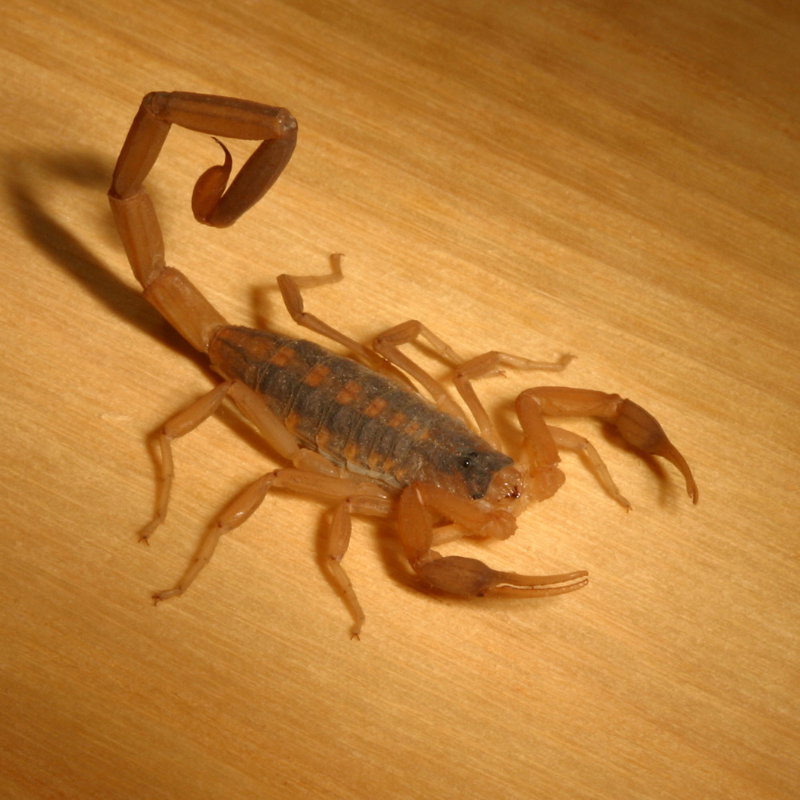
{"left": 208, "top": 326, "right": 511, "bottom": 497}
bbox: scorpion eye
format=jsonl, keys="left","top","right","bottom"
{"left": 459, "top": 452, "right": 478, "bottom": 470}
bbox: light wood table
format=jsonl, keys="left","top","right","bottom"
{"left": 2, "top": 1, "right": 798, "bottom": 797}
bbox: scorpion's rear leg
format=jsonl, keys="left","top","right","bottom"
{"left": 141, "top": 377, "right": 364, "bottom": 538}
{"left": 372, "top": 322, "right": 572, "bottom": 446}
{"left": 145, "top": 376, "right": 392, "bottom": 634}
{"left": 140, "top": 380, "right": 237, "bottom": 542}
{"left": 518, "top": 388, "right": 699, "bottom": 504}
{"left": 277, "top": 254, "right": 415, "bottom": 389}
{"left": 397, "top": 484, "right": 588, "bottom": 598}
{"left": 154, "top": 462, "right": 392, "bottom": 637}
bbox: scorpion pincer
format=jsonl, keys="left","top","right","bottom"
{"left": 108, "top": 91, "right": 698, "bottom": 637}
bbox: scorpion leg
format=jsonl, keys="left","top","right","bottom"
{"left": 453, "top": 350, "right": 573, "bottom": 450}
{"left": 277, "top": 254, "right": 415, "bottom": 389}
{"left": 328, "top": 501, "right": 365, "bottom": 638}
{"left": 373, "top": 320, "right": 468, "bottom": 420}
{"left": 397, "top": 485, "right": 588, "bottom": 598}
{"left": 372, "top": 322, "right": 573, "bottom": 446}
{"left": 327, "top": 490, "right": 403, "bottom": 638}
{"left": 518, "top": 388, "right": 699, "bottom": 503}
{"left": 140, "top": 379, "right": 298, "bottom": 540}
{"left": 548, "top": 426, "right": 631, "bottom": 509}
{"left": 152, "top": 469, "right": 279, "bottom": 603}
{"left": 154, "top": 465, "right": 392, "bottom": 633}
{"left": 141, "top": 380, "right": 236, "bottom": 542}
{"left": 141, "top": 376, "right": 360, "bottom": 540}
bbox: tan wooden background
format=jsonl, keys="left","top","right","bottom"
{"left": 2, "top": 1, "right": 798, "bottom": 798}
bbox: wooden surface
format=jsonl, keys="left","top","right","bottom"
{"left": 2, "top": 1, "right": 798, "bottom": 798}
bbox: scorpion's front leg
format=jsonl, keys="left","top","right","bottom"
{"left": 397, "top": 484, "right": 588, "bottom": 598}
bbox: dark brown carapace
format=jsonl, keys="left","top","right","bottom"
{"left": 210, "top": 327, "right": 512, "bottom": 498}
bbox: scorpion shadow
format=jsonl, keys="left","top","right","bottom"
{"left": 5, "top": 149, "right": 201, "bottom": 364}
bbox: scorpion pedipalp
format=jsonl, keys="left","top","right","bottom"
{"left": 416, "top": 555, "right": 589, "bottom": 598}
{"left": 520, "top": 388, "right": 698, "bottom": 505}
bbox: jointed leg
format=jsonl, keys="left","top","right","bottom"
{"left": 373, "top": 320, "right": 468, "bottom": 421}
{"left": 549, "top": 426, "right": 631, "bottom": 509}
{"left": 141, "top": 381, "right": 237, "bottom": 542}
{"left": 373, "top": 320, "right": 572, "bottom": 444}
{"left": 141, "top": 376, "right": 361, "bottom": 539}
{"left": 328, "top": 501, "right": 365, "bottom": 638}
{"left": 277, "top": 254, "right": 416, "bottom": 389}
{"left": 453, "top": 350, "right": 573, "bottom": 450}
{"left": 153, "top": 465, "right": 392, "bottom": 632}
{"left": 152, "top": 468, "right": 278, "bottom": 601}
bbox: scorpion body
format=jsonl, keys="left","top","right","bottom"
{"left": 210, "top": 326, "right": 512, "bottom": 498}
{"left": 109, "top": 92, "right": 697, "bottom": 636}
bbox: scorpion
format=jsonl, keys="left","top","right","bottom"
{"left": 108, "top": 91, "right": 698, "bottom": 637}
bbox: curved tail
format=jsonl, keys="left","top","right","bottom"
{"left": 108, "top": 91, "right": 297, "bottom": 351}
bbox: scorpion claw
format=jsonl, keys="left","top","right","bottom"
{"left": 417, "top": 555, "right": 588, "bottom": 598}
{"left": 614, "top": 399, "right": 699, "bottom": 503}
{"left": 483, "top": 568, "right": 589, "bottom": 597}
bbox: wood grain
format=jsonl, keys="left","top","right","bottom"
{"left": 1, "top": 1, "right": 798, "bottom": 798}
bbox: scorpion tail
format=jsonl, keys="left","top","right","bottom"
{"left": 108, "top": 91, "right": 298, "bottom": 351}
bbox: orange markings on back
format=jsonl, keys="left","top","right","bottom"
{"left": 304, "top": 362, "right": 331, "bottom": 387}
{"left": 270, "top": 346, "right": 296, "bottom": 366}
{"left": 316, "top": 427, "right": 332, "bottom": 451}
{"left": 364, "top": 397, "right": 388, "bottom": 418}
{"left": 335, "top": 380, "right": 362, "bottom": 405}
{"left": 284, "top": 410, "right": 301, "bottom": 433}
{"left": 367, "top": 450, "right": 385, "bottom": 471}
{"left": 405, "top": 421, "right": 421, "bottom": 437}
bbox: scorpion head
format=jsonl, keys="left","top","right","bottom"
{"left": 453, "top": 448, "right": 514, "bottom": 500}
{"left": 482, "top": 464, "right": 531, "bottom": 517}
